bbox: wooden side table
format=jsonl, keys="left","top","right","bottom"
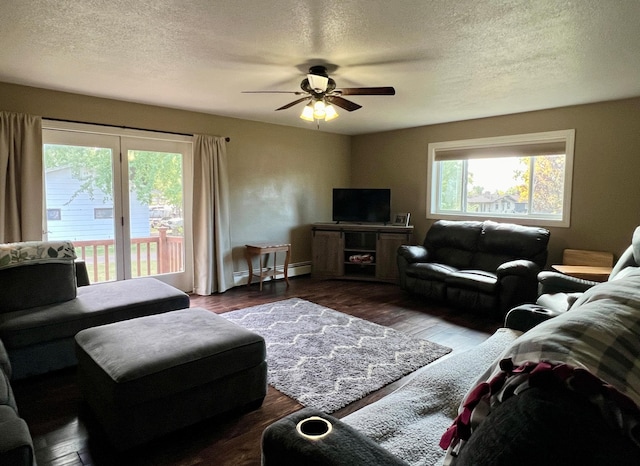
{"left": 551, "top": 265, "right": 613, "bottom": 282}
{"left": 245, "top": 243, "right": 291, "bottom": 290}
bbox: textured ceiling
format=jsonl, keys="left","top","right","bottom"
{"left": 1, "top": 0, "right": 640, "bottom": 135}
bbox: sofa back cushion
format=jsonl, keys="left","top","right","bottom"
{"left": 473, "top": 221, "right": 550, "bottom": 270}
{"left": 424, "top": 220, "right": 483, "bottom": 269}
{"left": 0, "top": 262, "right": 77, "bottom": 313}
{"left": 424, "top": 220, "right": 549, "bottom": 272}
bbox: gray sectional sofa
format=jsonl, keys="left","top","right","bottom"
{"left": 263, "top": 272, "right": 640, "bottom": 465}
{"left": 0, "top": 240, "right": 191, "bottom": 465}
{"left": 0, "top": 338, "right": 33, "bottom": 466}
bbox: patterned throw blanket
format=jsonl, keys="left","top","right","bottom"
{"left": 442, "top": 269, "right": 640, "bottom": 463}
{"left": 0, "top": 240, "right": 76, "bottom": 269}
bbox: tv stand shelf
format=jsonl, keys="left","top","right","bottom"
{"left": 311, "top": 223, "right": 413, "bottom": 283}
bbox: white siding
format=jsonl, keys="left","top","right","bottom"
{"left": 45, "top": 167, "right": 151, "bottom": 241}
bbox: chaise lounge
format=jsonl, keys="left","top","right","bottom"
{"left": 0, "top": 240, "right": 190, "bottom": 379}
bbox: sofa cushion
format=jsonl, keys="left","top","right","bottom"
{"left": 470, "top": 251, "right": 516, "bottom": 272}
{"left": 424, "top": 221, "right": 482, "bottom": 269}
{"left": 424, "top": 220, "right": 483, "bottom": 251}
{"left": 75, "top": 307, "right": 266, "bottom": 407}
{"left": 0, "top": 405, "right": 34, "bottom": 466}
{"left": 444, "top": 270, "right": 498, "bottom": 293}
{"left": 405, "top": 262, "right": 457, "bottom": 281}
{"left": 0, "top": 278, "right": 189, "bottom": 349}
{"left": 454, "top": 386, "right": 640, "bottom": 466}
{"left": 478, "top": 220, "right": 549, "bottom": 266}
{"left": 0, "top": 366, "right": 16, "bottom": 412}
{"left": 0, "top": 262, "right": 77, "bottom": 314}
{"left": 0, "top": 339, "right": 10, "bottom": 378}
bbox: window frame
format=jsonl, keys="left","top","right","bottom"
{"left": 426, "top": 129, "right": 575, "bottom": 228}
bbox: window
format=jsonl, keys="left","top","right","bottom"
{"left": 94, "top": 207, "right": 114, "bottom": 219}
{"left": 42, "top": 121, "right": 193, "bottom": 290}
{"left": 47, "top": 208, "right": 61, "bottom": 221}
{"left": 427, "top": 129, "right": 575, "bottom": 227}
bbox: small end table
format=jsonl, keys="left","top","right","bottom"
{"left": 245, "top": 243, "right": 291, "bottom": 290}
{"left": 551, "top": 264, "right": 613, "bottom": 282}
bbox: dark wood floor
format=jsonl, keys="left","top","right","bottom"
{"left": 11, "top": 276, "right": 502, "bottom": 466}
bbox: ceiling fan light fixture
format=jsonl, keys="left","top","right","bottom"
{"left": 308, "top": 73, "right": 329, "bottom": 93}
{"left": 313, "top": 100, "right": 326, "bottom": 119}
{"left": 300, "top": 99, "right": 339, "bottom": 123}
{"left": 324, "top": 104, "right": 339, "bottom": 121}
{"left": 300, "top": 103, "right": 315, "bottom": 121}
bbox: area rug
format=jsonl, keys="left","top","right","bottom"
{"left": 222, "top": 298, "right": 452, "bottom": 412}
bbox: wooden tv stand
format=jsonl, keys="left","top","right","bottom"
{"left": 311, "top": 223, "right": 413, "bottom": 283}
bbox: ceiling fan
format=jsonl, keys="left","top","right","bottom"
{"left": 242, "top": 65, "right": 395, "bottom": 122}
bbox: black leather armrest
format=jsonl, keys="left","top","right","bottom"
{"left": 397, "top": 245, "right": 429, "bottom": 264}
{"left": 505, "top": 304, "right": 563, "bottom": 332}
{"left": 262, "top": 408, "right": 409, "bottom": 466}
{"left": 496, "top": 259, "right": 539, "bottom": 278}
{"left": 537, "top": 271, "right": 597, "bottom": 295}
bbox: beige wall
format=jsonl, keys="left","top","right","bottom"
{"left": 3, "top": 80, "right": 639, "bottom": 276}
{"left": 0, "top": 82, "right": 351, "bottom": 277}
{"left": 351, "top": 98, "right": 640, "bottom": 265}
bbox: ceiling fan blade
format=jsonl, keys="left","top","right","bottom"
{"left": 326, "top": 96, "right": 362, "bottom": 112}
{"left": 275, "top": 97, "right": 310, "bottom": 111}
{"left": 337, "top": 87, "right": 396, "bottom": 96}
{"left": 242, "top": 90, "right": 305, "bottom": 94}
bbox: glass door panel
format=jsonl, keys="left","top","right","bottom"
{"left": 121, "top": 136, "right": 192, "bottom": 291}
{"left": 43, "top": 130, "right": 121, "bottom": 282}
{"left": 125, "top": 149, "right": 184, "bottom": 277}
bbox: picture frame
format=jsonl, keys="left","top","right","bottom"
{"left": 393, "top": 212, "right": 410, "bottom": 226}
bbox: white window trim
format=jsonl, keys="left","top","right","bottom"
{"left": 427, "top": 129, "right": 575, "bottom": 228}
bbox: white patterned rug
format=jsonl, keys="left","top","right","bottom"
{"left": 222, "top": 298, "right": 452, "bottom": 412}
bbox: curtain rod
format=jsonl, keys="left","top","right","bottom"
{"left": 43, "top": 117, "right": 230, "bottom": 142}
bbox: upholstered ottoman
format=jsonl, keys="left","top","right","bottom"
{"left": 75, "top": 307, "right": 267, "bottom": 450}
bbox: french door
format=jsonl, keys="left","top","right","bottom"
{"left": 42, "top": 122, "right": 193, "bottom": 291}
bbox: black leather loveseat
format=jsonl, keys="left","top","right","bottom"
{"left": 397, "top": 220, "right": 550, "bottom": 315}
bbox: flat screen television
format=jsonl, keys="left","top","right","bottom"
{"left": 332, "top": 188, "right": 391, "bottom": 223}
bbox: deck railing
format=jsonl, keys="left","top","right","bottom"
{"left": 72, "top": 228, "right": 183, "bottom": 283}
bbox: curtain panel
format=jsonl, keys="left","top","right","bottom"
{"left": 0, "top": 111, "right": 43, "bottom": 243}
{"left": 192, "top": 134, "right": 233, "bottom": 294}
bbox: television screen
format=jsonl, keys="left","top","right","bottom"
{"left": 332, "top": 188, "right": 391, "bottom": 223}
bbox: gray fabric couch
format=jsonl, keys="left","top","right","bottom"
{"left": 0, "top": 339, "right": 34, "bottom": 466}
{"left": 0, "top": 258, "right": 190, "bottom": 379}
{"left": 262, "top": 273, "right": 640, "bottom": 465}
{"left": 397, "top": 220, "right": 550, "bottom": 315}
{"left": 0, "top": 240, "right": 190, "bottom": 465}
{"left": 262, "top": 328, "right": 521, "bottom": 466}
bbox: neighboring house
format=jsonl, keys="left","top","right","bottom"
{"left": 45, "top": 166, "right": 150, "bottom": 241}
{"left": 467, "top": 193, "right": 527, "bottom": 214}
